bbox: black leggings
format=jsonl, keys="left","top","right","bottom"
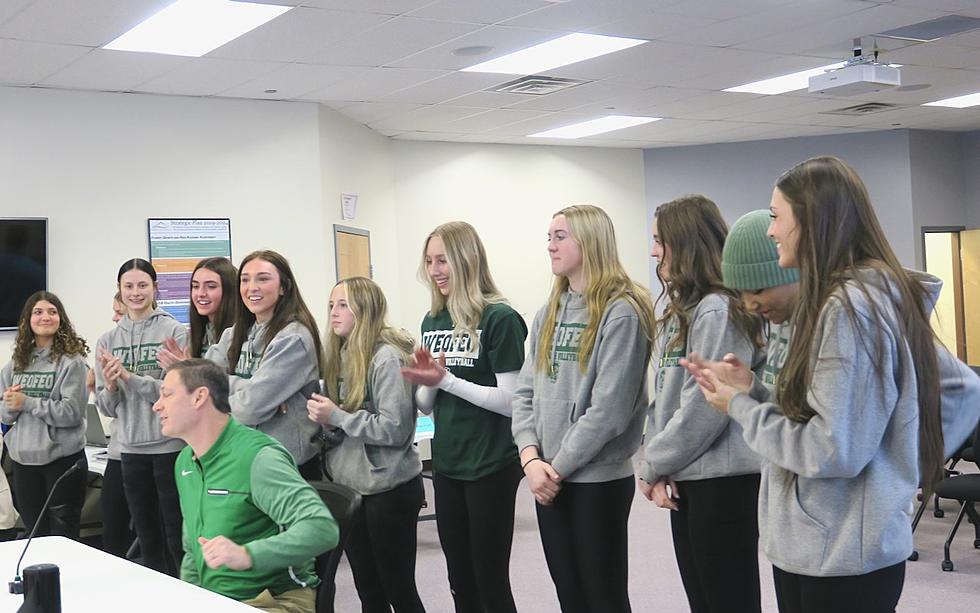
{"left": 432, "top": 463, "right": 522, "bottom": 613}
{"left": 670, "top": 474, "right": 761, "bottom": 613}
{"left": 11, "top": 450, "right": 87, "bottom": 539}
{"left": 772, "top": 561, "right": 905, "bottom": 613}
{"left": 535, "top": 476, "right": 634, "bottom": 613}
{"left": 346, "top": 475, "right": 426, "bottom": 613}
{"left": 100, "top": 458, "right": 134, "bottom": 558}
{"left": 121, "top": 452, "right": 183, "bottom": 576}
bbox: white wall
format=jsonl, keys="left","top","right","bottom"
{"left": 0, "top": 86, "right": 649, "bottom": 363}
{"left": 0, "top": 87, "right": 325, "bottom": 360}
{"left": 642, "top": 130, "right": 917, "bottom": 292}
{"left": 959, "top": 130, "right": 980, "bottom": 230}
{"left": 388, "top": 141, "right": 648, "bottom": 334}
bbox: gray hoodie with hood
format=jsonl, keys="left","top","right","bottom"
{"left": 322, "top": 343, "right": 421, "bottom": 495}
{"left": 639, "top": 292, "right": 765, "bottom": 484}
{"left": 1, "top": 348, "right": 88, "bottom": 465}
{"left": 95, "top": 309, "right": 187, "bottom": 454}
{"left": 512, "top": 291, "right": 650, "bottom": 483}
{"left": 206, "top": 321, "right": 322, "bottom": 465}
{"left": 729, "top": 268, "right": 979, "bottom": 577}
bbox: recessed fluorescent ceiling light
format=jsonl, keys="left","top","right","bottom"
{"left": 104, "top": 0, "right": 291, "bottom": 57}
{"left": 529, "top": 115, "right": 661, "bottom": 139}
{"left": 724, "top": 62, "right": 847, "bottom": 95}
{"left": 462, "top": 33, "right": 647, "bottom": 75}
{"left": 923, "top": 92, "right": 980, "bottom": 108}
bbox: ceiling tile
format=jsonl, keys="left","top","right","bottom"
{"left": 588, "top": 12, "right": 720, "bottom": 40}
{"left": 406, "top": 0, "right": 553, "bottom": 26}
{"left": 379, "top": 71, "right": 512, "bottom": 104}
{"left": 0, "top": 0, "right": 33, "bottom": 28}
{"left": 0, "top": 38, "right": 92, "bottom": 85}
{"left": 386, "top": 25, "right": 558, "bottom": 70}
{"left": 0, "top": 0, "right": 168, "bottom": 46}
{"left": 503, "top": 80, "right": 645, "bottom": 112}
{"left": 297, "top": 66, "right": 447, "bottom": 102}
{"left": 442, "top": 108, "right": 553, "bottom": 132}
{"left": 303, "top": 0, "right": 438, "bottom": 15}
{"left": 39, "top": 48, "right": 189, "bottom": 91}
{"left": 133, "top": 58, "right": 284, "bottom": 97}
{"left": 305, "top": 16, "right": 481, "bottom": 67}
{"left": 500, "top": 0, "right": 684, "bottom": 32}
{"left": 208, "top": 8, "right": 392, "bottom": 63}
{"left": 333, "top": 100, "right": 426, "bottom": 124}
{"left": 218, "top": 63, "right": 359, "bottom": 100}
{"left": 368, "top": 104, "right": 486, "bottom": 132}
{"left": 443, "top": 89, "right": 538, "bottom": 109}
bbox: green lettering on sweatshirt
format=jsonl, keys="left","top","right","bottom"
{"left": 11, "top": 371, "right": 56, "bottom": 398}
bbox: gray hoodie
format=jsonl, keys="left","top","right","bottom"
{"left": 512, "top": 292, "right": 650, "bottom": 483}
{"left": 1, "top": 348, "right": 87, "bottom": 465}
{"left": 729, "top": 267, "right": 978, "bottom": 576}
{"left": 96, "top": 309, "right": 187, "bottom": 454}
{"left": 640, "top": 292, "right": 764, "bottom": 483}
{"left": 322, "top": 343, "right": 421, "bottom": 495}
{"left": 206, "top": 321, "right": 322, "bottom": 465}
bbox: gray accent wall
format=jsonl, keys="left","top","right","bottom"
{"left": 643, "top": 129, "right": 979, "bottom": 292}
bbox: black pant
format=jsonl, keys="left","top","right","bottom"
{"left": 432, "top": 463, "right": 522, "bottom": 613}
{"left": 670, "top": 473, "right": 761, "bottom": 613}
{"left": 772, "top": 561, "right": 905, "bottom": 613}
{"left": 11, "top": 450, "right": 87, "bottom": 539}
{"left": 346, "top": 475, "right": 426, "bottom": 613}
{"left": 536, "top": 476, "right": 634, "bottom": 613}
{"left": 121, "top": 452, "right": 183, "bottom": 576}
{"left": 100, "top": 458, "right": 134, "bottom": 558}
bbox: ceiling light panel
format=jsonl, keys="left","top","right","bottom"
{"left": 529, "top": 115, "right": 660, "bottom": 139}
{"left": 462, "top": 33, "right": 647, "bottom": 75}
{"left": 104, "top": 0, "right": 292, "bottom": 57}
{"left": 724, "top": 62, "right": 847, "bottom": 95}
{"left": 923, "top": 92, "right": 980, "bottom": 108}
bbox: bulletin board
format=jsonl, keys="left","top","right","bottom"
{"left": 147, "top": 218, "right": 232, "bottom": 325}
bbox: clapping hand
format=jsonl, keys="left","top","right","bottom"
{"left": 400, "top": 348, "right": 447, "bottom": 387}
{"left": 157, "top": 337, "right": 191, "bottom": 370}
{"left": 679, "top": 352, "right": 752, "bottom": 414}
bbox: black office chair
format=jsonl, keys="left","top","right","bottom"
{"left": 932, "top": 418, "right": 980, "bottom": 571}
{"left": 308, "top": 479, "right": 361, "bottom": 613}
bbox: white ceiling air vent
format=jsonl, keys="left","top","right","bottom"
{"left": 821, "top": 102, "right": 901, "bottom": 116}
{"left": 488, "top": 75, "right": 591, "bottom": 95}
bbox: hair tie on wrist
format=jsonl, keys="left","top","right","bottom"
{"left": 522, "top": 457, "right": 542, "bottom": 471}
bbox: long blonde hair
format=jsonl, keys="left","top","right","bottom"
{"left": 536, "top": 204, "right": 656, "bottom": 373}
{"left": 419, "top": 221, "right": 506, "bottom": 351}
{"left": 324, "top": 277, "right": 414, "bottom": 413}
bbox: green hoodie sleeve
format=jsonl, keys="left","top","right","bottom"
{"left": 550, "top": 309, "right": 649, "bottom": 479}
{"left": 245, "top": 446, "right": 339, "bottom": 572}
{"left": 228, "top": 331, "right": 318, "bottom": 427}
{"left": 21, "top": 355, "right": 87, "bottom": 428}
{"left": 325, "top": 349, "right": 415, "bottom": 447}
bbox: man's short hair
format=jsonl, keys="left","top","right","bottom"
{"left": 169, "top": 358, "right": 231, "bottom": 413}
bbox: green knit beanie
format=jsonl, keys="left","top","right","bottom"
{"left": 722, "top": 210, "right": 799, "bottom": 290}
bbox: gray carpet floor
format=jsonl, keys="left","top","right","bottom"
{"left": 334, "top": 466, "right": 980, "bottom": 612}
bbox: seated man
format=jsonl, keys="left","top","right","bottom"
{"left": 153, "top": 358, "right": 338, "bottom": 613}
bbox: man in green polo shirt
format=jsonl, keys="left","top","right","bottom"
{"left": 153, "top": 359, "right": 338, "bottom": 613}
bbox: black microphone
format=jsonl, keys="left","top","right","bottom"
{"left": 8, "top": 458, "right": 85, "bottom": 595}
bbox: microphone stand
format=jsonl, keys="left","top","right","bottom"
{"left": 8, "top": 458, "right": 84, "bottom": 613}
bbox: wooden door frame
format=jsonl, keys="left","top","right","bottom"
{"left": 921, "top": 226, "right": 966, "bottom": 360}
{"left": 333, "top": 224, "right": 372, "bottom": 282}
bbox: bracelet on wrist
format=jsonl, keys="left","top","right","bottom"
{"left": 521, "top": 456, "right": 542, "bottom": 471}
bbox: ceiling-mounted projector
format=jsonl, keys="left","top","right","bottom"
{"left": 808, "top": 63, "right": 901, "bottom": 95}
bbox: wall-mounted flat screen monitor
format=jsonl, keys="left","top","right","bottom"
{"left": 0, "top": 218, "right": 48, "bottom": 331}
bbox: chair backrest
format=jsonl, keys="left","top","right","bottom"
{"left": 308, "top": 479, "right": 361, "bottom": 613}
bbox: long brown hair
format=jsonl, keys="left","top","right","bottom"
{"left": 12, "top": 291, "right": 89, "bottom": 371}
{"left": 536, "top": 204, "right": 656, "bottom": 373}
{"left": 775, "top": 156, "right": 943, "bottom": 491}
{"left": 226, "top": 250, "right": 323, "bottom": 376}
{"left": 654, "top": 195, "right": 762, "bottom": 353}
{"left": 188, "top": 257, "right": 238, "bottom": 358}
{"left": 323, "top": 277, "right": 414, "bottom": 413}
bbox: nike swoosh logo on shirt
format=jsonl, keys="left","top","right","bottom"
{"left": 181, "top": 470, "right": 193, "bottom": 476}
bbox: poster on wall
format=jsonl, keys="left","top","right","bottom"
{"left": 147, "top": 218, "right": 232, "bottom": 325}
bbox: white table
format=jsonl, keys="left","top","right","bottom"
{"left": 0, "top": 536, "right": 256, "bottom": 612}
